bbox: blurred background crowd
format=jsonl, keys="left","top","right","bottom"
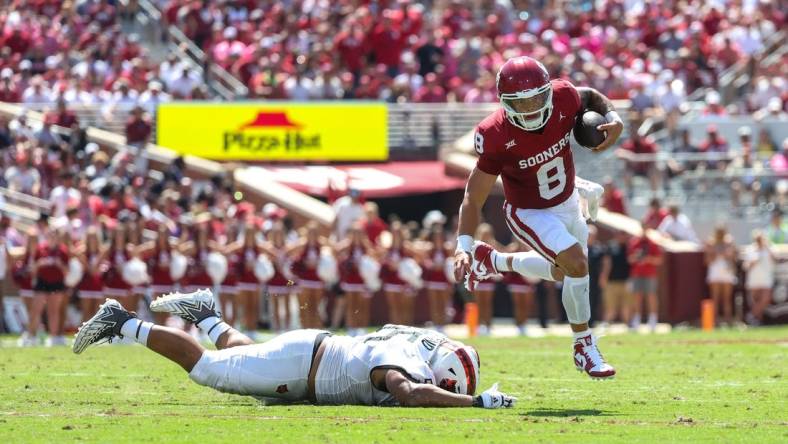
{"left": 0, "top": 0, "right": 786, "bottom": 345}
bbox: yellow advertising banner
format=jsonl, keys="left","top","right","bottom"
{"left": 156, "top": 103, "right": 388, "bottom": 161}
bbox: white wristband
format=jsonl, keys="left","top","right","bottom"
{"left": 605, "top": 111, "right": 622, "bottom": 124}
{"left": 456, "top": 235, "right": 474, "bottom": 253}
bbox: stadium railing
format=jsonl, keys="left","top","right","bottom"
{"left": 18, "top": 102, "right": 498, "bottom": 161}
{"left": 135, "top": 0, "right": 249, "bottom": 100}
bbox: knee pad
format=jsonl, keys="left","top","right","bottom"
{"left": 561, "top": 275, "right": 591, "bottom": 324}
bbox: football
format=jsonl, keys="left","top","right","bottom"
{"left": 573, "top": 110, "right": 607, "bottom": 149}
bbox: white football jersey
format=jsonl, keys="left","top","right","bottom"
{"left": 314, "top": 325, "right": 449, "bottom": 405}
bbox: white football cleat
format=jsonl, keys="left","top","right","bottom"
{"left": 573, "top": 333, "right": 616, "bottom": 379}
{"left": 73, "top": 299, "right": 136, "bottom": 354}
{"left": 150, "top": 288, "right": 220, "bottom": 324}
{"left": 575, "top": 177, "right": 604, "bottom": 222}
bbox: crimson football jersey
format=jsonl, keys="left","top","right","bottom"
{"left": 474, "top": 79, "right": 581, "bottom": 209}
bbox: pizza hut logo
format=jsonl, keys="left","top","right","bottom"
{"left": 223, "top": 111, "right": 321, "bottom": 153}
{"left": 276, "top": 384, "right": 289, "bottom": 394}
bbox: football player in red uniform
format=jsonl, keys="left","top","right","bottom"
{"left": 453, "top": 56, "right": 623, "bottom": 379}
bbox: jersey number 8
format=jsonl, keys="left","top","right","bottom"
{"left": 536, "top": 157, "right": 566, "bottom": 200}
{"left": 474, "top": 132, "right": 484, "bottom": 154}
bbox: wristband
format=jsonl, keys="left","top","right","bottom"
{"left": 472, "top": 395, "right": 484, "bottom": 408}
{"left": 605, "top": 111, "right": 622, "bottom": 124}
{"left": 456, "top": 235, "right": 474, "bottom": 253}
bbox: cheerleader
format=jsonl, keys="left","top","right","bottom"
{"left": 288, "top": 221, "right": 326, "bottom": 329}
{"left": 13, "top": 229, "right": 38, "bottom": 346}
{"left": 137, "top": 224, "right": 179, "bottom": 325}
{"left": 218, "top": 222, "right": 240, "bottom": 327}
{"left": 261, "top": 222, "right": 293, "bottom": 332}
{"left": 180, "top": 220, "right": 217, "bottom": 295}
{"left": 232, "top": 226, "right": 262, "bottom": 334}
{"left": 125, "top": 216, "right": 148, "bottom": 316}
{"left": 103, "top": 225, "right": 134, "bottom": 309}
{"left": 335, "top": 223, "right": 376, "bottom": 336}
{"left": 422, "top": 225, "right": 453, "bottom": 331}
{"left": 380, "top": 221, "right": 418, "bottom": 326}
{"left": 705, "top": 225, "right": 737, "bottom": 326}
{"left": 744, "top": 230, "right": 776, "bottom": 325}
{"left": 32, "top": 227, "right": 69, "bottom": 346}
{"left": 75, "top": 227, "right": 107, "bottom": 322}
{"left": 504, "top": 242, "right": 539, "bottom": 336}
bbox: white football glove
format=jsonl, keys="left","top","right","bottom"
{"left": 475, "top": 383, "right": 517, "bottom": 409}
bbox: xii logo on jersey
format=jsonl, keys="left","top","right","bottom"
{"left": 505, "top": 139, "right": 517, "bottom": 150}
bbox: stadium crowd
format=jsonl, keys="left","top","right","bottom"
{"left": 0, "top": 0, "right": 784, "bottom": 118}
{"left": 156, "top": 0, "right": 785, "bottom": 114}
{"left": 1, "top": 100, "right": 785, "bottom": 346}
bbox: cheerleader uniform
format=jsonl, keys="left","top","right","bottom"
{"left": 221, "top": 251, "right": 240, "bottom": 295}
{"left": 294, "top": 242, "right": 323, "bottom": 290}
{"left": 267, "top": 251, "right": 292, "bottom": 295}
{"left": 12, "top": 253, "right": 35, "bottom": 298}
{"left": 745, "top": 246, "right": 775, "bottom": 290}
{"left": 707, "top": 244, "right": 736, "bottom": 285}
{"left": 148, "top": 246, "right": 175, "bottom": 295}
{"left": 339, "top": 244, "right": 366, "bottom": 293}
{"left": 33, "top": 242, "right": 68, "bottom": 293}
{"left": 237, "top": 246, "right": 260, "bottom": 292}
{"left": 104, "top": 247, "right": 131, "bottom": 298}
{"left": 78, "top": 251, "right": 104, "bottom": 299}
{"left": 185, "top": 248, "right": 213, "bottom": 293}
{"left": 380, "top": 247, "right": 407, "bottom": 293}
{"left": 424, "top": 246, "right": 451, "bottom": 291}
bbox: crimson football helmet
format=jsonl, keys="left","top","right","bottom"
{"left": 496, "top": 56, "right": 553, "bottom": 131}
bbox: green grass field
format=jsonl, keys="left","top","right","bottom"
{"left": 1, "top": 327, "right": 786, "bottom": 443}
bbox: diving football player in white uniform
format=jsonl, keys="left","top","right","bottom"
{"left": 73, "top": 289, "right": 515, "bottom": 409}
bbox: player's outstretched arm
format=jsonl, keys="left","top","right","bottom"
{"left": 454, "top": 167, "right": 498, "bottom": 281}
{"left": 383, "top": 370, "right": 516, "bottom": 409}
{"left": 577, "top": 86, "right": 623, "bottom": 152}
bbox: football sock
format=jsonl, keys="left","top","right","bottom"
{"left": 120, "top": 318, "right": 153, "bottom": 346}
{"left": 562, "top": 275, "right": 591, "bottom": 325}
{"left": 573, "top": 328, "right": 592, "bottom": 340}
{"left": 497, "top": 251, "right": 556, "bottom": 281}
{"left": 196, "top": 316, "right": 232, "bottom": 346}
{"left": 648, "top": 313, "right": 658, "bottom": 328}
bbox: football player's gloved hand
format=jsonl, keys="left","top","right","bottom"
{"left": 474, "top": 383, "right": 517, "bottom": 409}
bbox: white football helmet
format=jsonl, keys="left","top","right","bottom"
{"left": 429, "top": 340, "right": 481, "bottom": 396}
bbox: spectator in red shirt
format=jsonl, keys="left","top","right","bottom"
{"left": 334, "top": 23, "right": 369, "bottom": 77}
{"left": 0, "top": 73, "right": 21, "bottom": 102}
{"left": 698, "top": 124, "right": 730, "bottom": 170}
{"left": 627, "top": 222, "right": 662, "bottom": 332}
{"left": 369, "top": 12, "right": 408, "bottom": 77}
{"left": 33, "top": 227, "right": 69, "bottom": 345}
{"left": 362, "top": 202, "right": 388, "bottom": 245}
{"left": 125, "top": 105, "right": 152, "bottom": 147}
{"left": 643, "top": 198, "right": 669, "bottom": 229}
{"left": 601, "top": 177, "right": 627, "bottom": 215}
{"left": 616, "top": 132, "right": 660, "bottom": 195}
{"left": 413, "top": 72, "right": 447, "bottom": 103}
{"left": 51, "top": 98, "right": 79, "bottom": 128}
